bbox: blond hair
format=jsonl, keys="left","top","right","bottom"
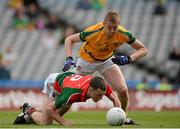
{"left": 104, "top": 11, "right": 120, "bottom": 23}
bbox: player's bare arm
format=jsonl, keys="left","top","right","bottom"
{"left": 108, "top": 92, "right": 122, "bottom": 108}
{"left": 129, "top": 39, "right": 148, "bottom": 62}
{"left": 65, "top": 33, "right": 81, "bottom": 57}
{"left": 57, "top": 104, "right": 72, "bottom": 116}
{"left": 47, "top": 101, "right": 73, "bottom": 126}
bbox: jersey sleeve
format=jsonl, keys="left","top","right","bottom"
{"left": 105, "top": 84, "right": 113, "bottom": 97}
{"left": 79, "top": 31, "right": 88, "bottom": 42}
{"left": 79, "top": 25, "right": 94, "bottom": 42}
{"left": 126, "top": 31, "right": 136, "bottom": 44}
{"left": 117, "top": 25, "right": 136, "bottom": 45}
{"left": 79, "top": 23, "right": 104, "bottom": 42}
{"left": 55, "top": 88, "right": 81, "bottom": 108}
{"left": 79, "top": 28, "right": 103, "bottom": 42}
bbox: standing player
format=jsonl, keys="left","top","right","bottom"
{"left": 62, "top": 11, "right": 148, "bottom": 124}
{"left": 13, "top": 72, "right": 121, "bottom": 125}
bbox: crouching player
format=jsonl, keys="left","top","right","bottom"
{"left": 13, "top": 72, "right": 121, "bottom": 126}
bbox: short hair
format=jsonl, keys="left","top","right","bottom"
{"left": 89, "top": 76, "right": 106, "bottom": 91}
{"left": 104, "top": 11, "right": 120, "bottom": 24}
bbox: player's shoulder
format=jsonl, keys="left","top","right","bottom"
{"left": 117, "top": 25, "right": 136, "bottom": 44}
{"left": 117, "top": 25, "right": 134, "bottom": 37}
{"left": 49, "top": 73, "right": 60, "bottom": 77}
{"left": 117, "top": 25, "right": 129, "bottom": 33}
{"left": 46, "top": 73, "right": 60, "bottom": 83}
{"left": 84, "top": 22, "right": 104, "bottom": 32}
{"left": 48, "top": 73, "right": 60, "bottom": 79}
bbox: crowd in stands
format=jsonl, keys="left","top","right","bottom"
{"left": 11, "top": 1, "right": 63, "bottom": 31}
{"left": 7, "top": 0, "right": 78, "bottom": 46}
{"left": 8, "top": 0, "right": 40, "bottom": 30}
{"left": 0, "top": 53, "right": 11, "bottom": 80}
{"left": 136, "top": 74, "right": 174, "bottom": 91}
{"left": 0, "top": 0, "right": 77, "bottom": 78}
{"left": 169, "top": 44, "right": 180, "bottom": 89}
{"left": 0, "top": 46, "right": 17, "bottom": 80}
{"left": 153, "top": 0, "right": 167, "bottom": 15}
{"left": 77, "top": 0, "right": 106, "bottom": 11}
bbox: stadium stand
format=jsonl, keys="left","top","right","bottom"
{"left": 0, "top": 0, "right": 179, "bottom": 88}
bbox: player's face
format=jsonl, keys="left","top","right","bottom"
{"left": 104, "top": 21, "right": 119, "bottom": 36}
{"left": 91, "top": 88, "right": 105, "bottom": 102}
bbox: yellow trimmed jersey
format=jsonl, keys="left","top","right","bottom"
{"left": 79, "top": 22, "right": 136, "bottom": 62}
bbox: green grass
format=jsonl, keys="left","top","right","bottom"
{"left": 0, "top": 110, "right": 180, "bottom": 128}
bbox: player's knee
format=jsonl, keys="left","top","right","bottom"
{"left": 48, "top": 119, "right": 53, "bottom": 125}
{"left": 46, "top": 106, "right": 53, "bottom": 115}
{"left": 43, "top": 119, "right": 53, "bottom": 125}
{"left": 38, "top": 116, "right": 53, "bottom": 125}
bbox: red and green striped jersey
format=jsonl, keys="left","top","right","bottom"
{"left": 53, "top": 72, "right": 112, "bottom": 108}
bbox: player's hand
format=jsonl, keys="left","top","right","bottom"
{"left": 62, "top": 120, "right": 74, "bottom": 126}
{"left": 62, "top": 56, "right": 76, "bottom": 72}
{"left": 111, "top": 55, "right": 132, "bottom": 66}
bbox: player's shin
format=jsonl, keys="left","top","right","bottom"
{"left": 118, "top": 89, "right": 129, "bottom": 113}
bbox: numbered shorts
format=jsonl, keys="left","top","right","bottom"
{"left": 42, "top": 73, "right": 60, "bottom": 99}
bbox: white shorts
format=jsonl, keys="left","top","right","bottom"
{"left": 72, "top": 58, "right": 114, "bottom": 75}
{"left": 42, "top": 73, "right": 60, "bottom": 99}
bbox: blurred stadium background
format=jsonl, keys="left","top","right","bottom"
{"left": 0, "top": 0, "right": 180, "bottom": 113}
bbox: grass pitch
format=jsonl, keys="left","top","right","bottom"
{"left": 0, "top": 110, "right": 180, "bottom": 128}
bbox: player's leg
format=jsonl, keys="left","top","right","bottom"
{"left": 29, "top": 74, "right": 60, "bottom": 124}
{"left": 14, "top": 73, "right": 59, "bottom": 125}
{"left": 30, "top": 95, "right": 53, "bottom": 125}
{"left": 102, "top": 64, "right": 129, "bottom": 112}
{"left": 13, "top": 103, "right": 35, "bottom": 124}
{"left": 14, "top": 95, "right": 54, "bottom": 125}
{"left": 23, "top": 103, "right": 42, "bottom": 112}
{"left": 25, "top": 79, "right": 56, "bottom": 125}
{"left": 101, "top": 64, "right": 137, "bottom": 125}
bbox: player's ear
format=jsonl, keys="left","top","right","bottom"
{"left": 89, "top": 87, "right": 93, "bottom": 91}
{"left": 89, "top": 87, "right": 95, "bottom": 94}
{"left": 87, "top": 87, "right": 93, "bottom": 97}
{"left": 103, "top": 20, "right": 106, "bottom": 25}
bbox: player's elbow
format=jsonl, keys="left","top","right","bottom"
{"left": 65, "top": 37, "right": 72, "bottom": 45}
{"left": 144, "top": 47, "right": 148, "bottom": 56}
{"left": 141, "top": 47, "right": 148, "bottom": 57}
